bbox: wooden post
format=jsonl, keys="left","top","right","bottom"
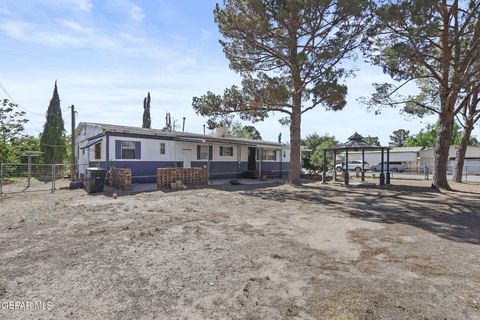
{"left": 258, "top": 148, "right": 262, "bottom": 181}
{"left": 386, "top": 148, "right": 391, "bottom": 185}
{"left": 380, "top": 148, "right": 385, "bottom": 186}
{"left": 51, "top": 164, "right": 55, "bottom": 193}
{"left": 345, "top": 148, "right": 349, "bottom": 186}
{"left": 361, "top": 149, "right": 365, "bottom": 182}
{"left": 333, "top": 150, "right": 337, "bottom": 181}
{"left": 322, "top": 149, "right": 327, "bottom": 184}
{"left": 0, "top": 163, "right": 3, "bottom": 195}
{"left": 27, "top": 154, "right": 32, "bottom": 189}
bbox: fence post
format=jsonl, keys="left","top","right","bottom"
{"left": 51, "top": 164, "right": 55, "bottom": 194}
{"left": 0, "top": 163, "right": 3, "bottom": 196}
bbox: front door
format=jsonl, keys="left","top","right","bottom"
{"left": 182, "top": 149, "right": 191, "bottom": 168}
{"left": 248, "top": 147, "right": 256, "bottom": 170}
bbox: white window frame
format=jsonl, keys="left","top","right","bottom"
{"left": 263, "top": 149, "right": 277, "bottom": 161}
{"left": 121, "top": 141, "right": 136, "bottom": 159}
{"left": 160, "top": 143, "right": 166, "bottom": 155}
{"left": 199, "top": 145, "right": 209, "bottom": 160}
{"left": 94, "top": 142, "right": 101, "bottom": 160}
{"left": 220, "top": 145, "right": 234, "bottom": 157}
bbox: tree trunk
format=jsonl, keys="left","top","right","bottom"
{"left": 431, "top": 111, "right": 454, "bottom": 189}
{"left": 453, "top": 124, "right": 472, "bottom": 182}
{"left": 288, "top": 94, "right": 302, "bottom": 185}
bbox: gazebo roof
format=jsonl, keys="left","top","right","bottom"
{"left": 324, "top": 132, "right": 390, "bottom": 151}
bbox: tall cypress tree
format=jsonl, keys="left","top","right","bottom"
{"left": 40, "top": 81, "right": 67, "bottom": 164}
{"left": 142, "top": 92, "right": 151, "bottom": 129}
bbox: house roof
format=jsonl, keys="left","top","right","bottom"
{"left": 76, "top": 122, "right": 287, "bottom": 148}
{"left": 390, "top": 147, "right": 424, "bottom": 153}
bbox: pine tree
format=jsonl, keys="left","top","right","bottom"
{"left": 193, "top": 0, "right": 372, "bottom": 185}
{"left": 365, "top": 1, "right": 480, "bottom": 189}
{"left": 40, "top": 81, "right": 67, "bottom": 164}
{"left": 142, "top": 92, "right": 151, "bottom": 129}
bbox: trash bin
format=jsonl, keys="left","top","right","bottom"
{"left": 85, "top": 167, "right": 107, "bottom": 193}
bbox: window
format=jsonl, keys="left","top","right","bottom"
{"left": 264, "top": 149, "right": 277, "bottom": 161}
{"left": 94, "top": 142, "right": 101, "bottom": 160}
{"left": 121, "top": 141, "right": 136, "bottom": 159}
{"left": 160, "top": 143, "right": 166, "bottom": 155}
{"left": 198, "top": 145, "right": 209, "bottom": 160}
{"left": 220, "top": 146, "right": 233, "bottom": 157}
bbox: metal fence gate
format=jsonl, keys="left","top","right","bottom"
{"left": 0, "top": 163, "right": 80, "bottom": 195}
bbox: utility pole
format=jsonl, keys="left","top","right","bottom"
{"left": 70, "top": 105, "right": 76, "bottom": 182}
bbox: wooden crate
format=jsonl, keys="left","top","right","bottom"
{"left": 157, "top": 167, "right": 208, "bottom": 189}
{"left": 111, "top": 168, "right": 132, "bottom": 191}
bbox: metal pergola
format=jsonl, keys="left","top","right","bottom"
{"left": 322, "top": 132, "right": 391, "bottom": 186}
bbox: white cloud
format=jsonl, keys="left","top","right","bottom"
{"left": 108, "top": 0, "right": 145, "bottom": 22}
{"left": 69, "top": 0, "right": 93, "bottom": 12}
{"left": 0, "top": 17, "right": 198, "bottom": 65}
{"left": 130, "top": 3, "right": 145, "bottom": 22}
{"left": 60, "top": 19, "right": 93, "bottom": 33}
{"left": 0, "top": 19, "right": 117, "bottom": 48}
{"left": 34, "top": 0, "right": 93, "bottom": 12}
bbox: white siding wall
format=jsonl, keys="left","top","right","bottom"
{"left": 108, "top": 136, "right": 179, "bottom": 162}
{"left": 75, "top": 124, "right": 107, "bottom": 176}
{"left": 108, "top": 136, "right": 289, "bottom": 163}
{"left": 419, "top": 146, "right": 480, "bottom": 171}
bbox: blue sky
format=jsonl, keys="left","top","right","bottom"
{"left": 1, "top": 0, "right": 474, "bottom": 145}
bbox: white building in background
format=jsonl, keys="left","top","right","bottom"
{"left": 419, "top": 145, "right": 480, "bottom": 173}
{"left": 348, "top": 145, "right": 480, "bottom": 173}
{"left": 349, "top": 147, "right": 424, "bottom": 171}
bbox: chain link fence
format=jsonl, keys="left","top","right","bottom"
{"left": 0, "top": 163, "right": 86, "bottom": 195}
{"left": 387, "top": 165, "right": 480, "bottom": 182}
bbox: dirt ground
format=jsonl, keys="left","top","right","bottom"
{"left": 0, "top": 179, "right": 479, "bottom": 320}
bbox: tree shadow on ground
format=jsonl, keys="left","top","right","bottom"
{"left": 239, "top": 183, "right": 480, "bottom": 245}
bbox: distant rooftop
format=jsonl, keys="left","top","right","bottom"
{"left": 348, "top": 146, "right": 424, "bottom": 153}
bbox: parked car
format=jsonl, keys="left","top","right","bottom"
{"left": 335, "top": 160, "right": 369, "bottom": 172}
{"left": 370, "top": 161, "right": 406, "bottom": 172}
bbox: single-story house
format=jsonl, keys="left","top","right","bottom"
{"left": 75, "top": 122, "right": 291, "bottom": 183}
{"left": 348, "top": 147, "right": 424, "bottom": 171}
{"left": 419, "top": 145, "right": 480, "bottom": 174}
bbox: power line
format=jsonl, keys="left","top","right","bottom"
{"left": 0, "top": 81, "right": 46, "bottom": 117}
{"left": 0, "top": 81, "right": 77, "bottom": 136}
{"left": 0, "top": 80, "right": 45, "bottom": 134}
